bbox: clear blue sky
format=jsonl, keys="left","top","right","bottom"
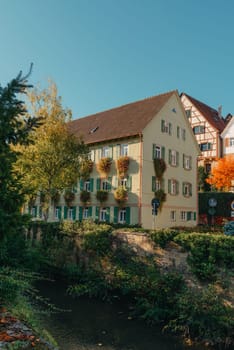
{"left": 1, "top": 0, "right": 234, "bottom": 119}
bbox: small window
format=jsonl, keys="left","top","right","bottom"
{"left": 102, "top": 146, "right": 111, "bottom": 158}
{"left": 168, "top": 179, "right": 179, "bottom": 195}
{"left": 118, "top": 208, "right": 126, "bottom": 224}
{"left": 180, "top": 211, "right": 186, "bottom": 221}
{"left": 89, "top": 150, "right": 95, "bottom": 162}
{"left": 200, "top": 142, "right": 212, "bottom": 151}
{"left": 84, "top": 180, "right": 91, "bottom": 192}
{"left": 205, "top": 163, "right": 211, "bottom": 173}
{"left": 83, "top": 207, "right": 89, "bottom": 219}
{"left": 161, "top": 120, "right": 172, "bottom": 134}
{"left": 153, "top": 144, "right": 165, "bottom": 159}
{"left": 68, "top": 208, "right": 74, "bottom": 220}
{"left": 183, "top": 182, "right": 192, "bottom": 197}
{"left": 55, "top": 208, "right": 60, "bottom": 219}
{"left": 183, "top": 155, "right": 192, "bottom": 170}
{"left": 193, "top": 125, "right": 205, "bottom": 134}
{"left": 170, "top": 211, "right": 176, "bottom": 222}
{"left": 169, "top": 150, "right": 178, "bottom": 166}
{"left": 120, "top": 144, "right": 128, "bottom": 156}
{"left": 185, "top": 109, "right": 191, "bottom": 118}
{"left": 100, "top": 207, "right": 107, "bottom": 222}
{"left": 230, "top": 138, "right": 234, "bottom": 147}
{"left": 31, "top": 207, "right": 36, "bottom": 217}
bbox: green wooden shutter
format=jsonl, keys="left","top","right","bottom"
{"left": 88, "top": 206, "right": 92, "bottom": 218}
{"left": 95, "top": 206, "right": 100, "bottom": 221}
{"left": 193, "top": 212, "right": 197, "bottom": 220}
{"left": 177, "top": 126, "right": 180, "bottom": 138}
{"left": 96, "top": 178, "right": 101, "bottom": 190}
{"left": 176, "top": 151, "right": 179, "bottom": 166}
{"left": 79, "top": 207, "right": 83, "bottom": 220}
{"left": 126, "top": 176, "right": 132, "bottom": 191}
{"left": 90, "top": 178, "right": 94, "bottom": 192}
{"left": 168, "top": 179, "right": 171, "bottom": 194}
{"left": 161, "top": 120, "right": 165, "bottom": 132}
{"left": 152, "top": 176, "right": 156, "bottom": 192}
{"left": 64, "top": 206, "right": 68, "bottom": 219}
{"left": 72, "top": 207, "right": 76, "bottom": 221}
{"left": 161, "top": 146, "right": 165, "bottom": 160}
{"left": 80, "top": 179, "right": 84, "bottom": 191}
{"left": 183, "top": 154, "right": 185, "bottom": 168}
{"left": 189, "top": 184, "right": 192, "bottom": 196}
{"left": 176, "top": 181, "right": 179, "bottom": 195}
{"left": 168, "top": 149, "right": 172, "bottom": 164}
{"left": 169, "top": 123, "right": 172, "bottom": 135}
{"left": 108, "top": 177, "right": 112, "bottom": 191}
{"left": 106, "top": 207, "right": 110, "bottom": 222}
{"left": 152, "top": 144, "right": 155, "bottom": 160}
{"left": 126, "top": 207, "right": 131, "bottom": 225}
{"left": 189, "top": 156, "right": 192, "bottom": 169}
{"left": 114, "top": 207, "right": 119, "bottom": 223}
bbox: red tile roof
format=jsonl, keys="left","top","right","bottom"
{"left": 181, "top": 93, "right": 225, "bottom": 132}
{"left": 68, "top": 91, "right": 176, "bottom": 144}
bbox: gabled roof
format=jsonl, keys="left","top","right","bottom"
{"left": 68, "top": 91, "right": 176, "bottom": 144}
{"left": 181, "top": 93, "right": 226, "bottom": 132}
{"left": 221, "top": 115, "right": 234, "bottom": 137}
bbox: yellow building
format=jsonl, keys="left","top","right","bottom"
{"left": 51, "top": 90, "right": 198, "bottom": 229}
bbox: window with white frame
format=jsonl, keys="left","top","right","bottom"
{"left": 31, "top": 207, "right": 36, "bottom": 217}
{"left": 180, "top": 211, "right": 186, "bottom": 221}
{"left": 161, "top": 120, "right": 172, "bottom": 134}
{"left": 89, "top": 150, "right": 95, "bottom": 161}
{"left": 68, "top": 208, "right": 74, "bottom": 220}
{"left": 101, "top": 179, "right": 109, "bottom": 191}
{"left": 102, "top": 146, "right": 111, "bottom": 158}
{"left": 120, "top": 144, "right": 128, "bottom": 156}
{"left": 83, "top": 207, "right": 89, "bottom": 219}
{"left": 168, "top": 179, "right": 179, "bottom": 195}
{"left": 183, "top": 154, "right": 192, "bottom": 170}
{"left": 153, "top": 144, "right": 164, "bottom": 159}
{"left": 84, "top": 179, "right": 91, "bottom": 192}
{"left": 120, "top": 177, "right": 128, "bottom": 188}
{"left": 170, "top": 211, "right": 176, "bottom": 222}
{"left": 100, "top": 207, "right": 107, "bottom": 222}
{"left": 169, "top": 150, "right": 178, "bottom": 166}
{"left": 183, "top": 182, "right": 192, "bottom": 197}
{"left": 118, "top": 208, "right": 126, "bottom": 224}
{"left": 155, "top": 178, "right": 161, "bottom": 191}
{"left": 230, "top": 138, "right": 234, "bottom": 147}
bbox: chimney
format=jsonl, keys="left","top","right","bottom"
{"left": 218, "top": 105, "right": 222, "bottom": 118}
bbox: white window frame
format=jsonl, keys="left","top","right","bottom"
{"left": 154, "top": 145, "right": 162, "bottom": 159}
{"left": 102, "top": 146, "right": 111, "bottom": 158}
{"left": 183, "top": 182, "right": 191, "bottom": 197}
{"left": 100, "top": 207, "right": 107, "bottom": 222}
{"left": 118, "top": 208, "right": 126, "bottom": 224}
{"left": 120, "top": 144, "right": 128, "bottom": 156}
{"left": 68, "top": 208, "right": 74, "bottom": 220}
{"left": 184, "top": 155, "right": 191, "bottom": 170}
{"left": 101, "top": 179, "right": 109, "bottom": 191}
{"left": 83, "top": 207, "right": 89, "bottom": 219}
{"left": 89, "top": 150, "right": 95, "bottom": 162}
{"left": 155, "top": 178, "right": 161, "bottom": 191}
{"left": 169, "top": 179, "right": 178, "bottom": 195}
{"left": 84, "top": 180, "right": 91, "bottom": 192}
{"left": 120, "top": 178, "right": 128, "bottom": 188}
{"left": 180, "top": 211, "right": 186, "bottom": 221}
{"left": 230, "top": 138, "right": 234, "bottom": 147}
{"left": 170, "top": 210, "right": 176, "bottom": 222}
{"left": 171, "top": 150, "right": 177, "bottom": 166}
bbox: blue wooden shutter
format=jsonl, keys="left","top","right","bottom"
{"left": 126, "top": 207, "right": 130, "bottom": 225}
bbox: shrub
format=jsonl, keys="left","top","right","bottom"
{"left": 150, "top": 229, "right": 179, "bottom": 248}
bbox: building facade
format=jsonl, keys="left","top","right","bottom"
{"left": 180, "top": 93, "right": 226, "bottom": 173}
{"left": 30, "top": 91, "right": 199, "bottom": 229}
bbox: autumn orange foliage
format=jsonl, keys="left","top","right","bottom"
{"left": 206, "top": 155, "right": 234, "bottom": 191}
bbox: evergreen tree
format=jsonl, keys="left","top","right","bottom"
{"left": 0, "top": 67, "right": 40, "bottom": 239}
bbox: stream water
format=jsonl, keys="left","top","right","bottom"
{"left": 37, "top": 280, "right": 210, "bottom": 350}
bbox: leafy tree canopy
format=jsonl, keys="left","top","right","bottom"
{"left": 15, "top": 82, "right": 89, "bottom": 218}
{"left": 206, "top": 155, "right": 234, "bottom": 191}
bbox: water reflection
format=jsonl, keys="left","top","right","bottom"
{"left": 38, "top": 280, "right": 207, "bottom": 350}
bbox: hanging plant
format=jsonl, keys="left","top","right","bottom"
{"left": 114, "top": 186, "right": 128, "bottom": 206}
{"left": 96, "top": 190, "right": 108, "bottom": 203}
{"left": 97, "top": 157, "right": 112, "bottom": 177}
{"left": 153, "top": 158, "right": 166, "bottom": 179}
{"left": 80, "top": 190, "right": 91, "bottom": 204}
{"left": 154, "top": 189, "right": 166, "bottom": 210}
{"left": 80, "top": 159, "right": 94, "bottom": 180}
{"left": 117, "top": 156, "right": 130, "bottom": 178}
{"left": 64, "top": 190, "right": 75, "bottom": 206}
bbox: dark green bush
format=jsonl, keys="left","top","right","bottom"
{"left": 150, "top": 229, "right": 179, "bottom": 248}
